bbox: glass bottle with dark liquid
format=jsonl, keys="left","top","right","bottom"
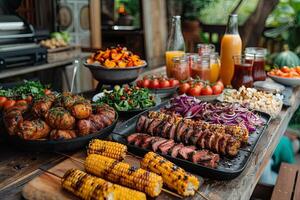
{"left": 232, "top": 55, "right": 254, "bottom": 89}
{"left": 245, "top": 47, "right": 267, "bottom": 81}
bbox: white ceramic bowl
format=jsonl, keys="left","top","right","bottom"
{"left": 268, "top": 73, "right": 300, "bottom": 87}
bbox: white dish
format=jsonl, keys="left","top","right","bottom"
{"left": 268, "top": 73, "right": 300, "bottom": 87}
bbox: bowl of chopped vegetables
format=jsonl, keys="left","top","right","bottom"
{"left": 93, "top": 85, "right": 159, "bottom": 114}
{"left": 84, "top": 46, "right": 147, "bottom": 85}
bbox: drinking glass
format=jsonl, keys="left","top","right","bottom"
{"left": 232, "top": 55, "right": 254, "bottom": 89}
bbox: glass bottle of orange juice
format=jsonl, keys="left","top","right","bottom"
{"left": 220, "top": 14, "right": 242, "bottom": 86}
{"left": 166, "top": 16, "right": 185, "bottom": 78}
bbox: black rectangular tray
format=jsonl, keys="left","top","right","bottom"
{"left": 112, "top": 101, "right": 271, "bottom": 180}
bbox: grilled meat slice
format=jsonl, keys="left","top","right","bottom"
{"left": 168, "top": 124, "right": 177, "bottom": 140}
{"left": 127, "top": 133, "right": 140, "bottom": 144}
{"left": 225, "top": 125, "right": 249, "bottom": 143}
{"left": 134, "top": 134, "right": 149, "bottom": 147}
{"left": 94, "top": 103, "right": 116, "bottom": 122}
{"left": 153, "top": 120, "right": 167, "bottom": 136}
{"left": 183, "top": 128, "right": 194, "bottom": 144}
{"left": 176, "top": 121, "right": 188, "bottom": 142}
{"left": 158, "top": 140, "right": 175, "bottom": 155}
{"left": 136, "top": 115, "right": 146, "bottom": 132}
{"left": 191, "top": 150, "right": 213, "bottom": 163}
{"left": 147, "top": 119, "right": 162, "bottom": 135}
{"left": 178, "top": 146, "right": 196, "bottom": 160}
{"left": 197, "top": 129, "right": 210, "bottom": 149}
{"left": 170, "top": 143, "right": 184, "bottom": 158}
{"left": 143, "top": 117, "right": 153, "bottom": 133}
{"left": 17, "top": 119, "right": 50, "bottom": 140}
{"left": 141, "top": 136, "right": 156, "bottom": 149}
{"left": 77, "top": 114, "right": 105, "bottom": 136}
{"left": 226, "top": 138, "right": 241, "bottom": 156}
{"left": 152, "top": 138, "right": 168, "bottom": 152}
{"left": 212, "top": 133, "right": 223, "bottom": 153}
{"left": 218, "top": 135, "right": 230, "bottom": 155}
{"left": 189, "top": 129, "right": 203, "bottom": 145}
{"left": 50, "top": 130, "right": 77, "bottom": 140}
{"left": 161, "top": 122, "right": 172, "bottom": 138}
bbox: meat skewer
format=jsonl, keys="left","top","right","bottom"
{"left": 136, "top": 115, "right": 241, "bottom": 156}
{"left": 127, "top": 133, "right": 220, "bottom": 168}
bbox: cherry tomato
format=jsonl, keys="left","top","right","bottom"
{"left": 136, "top": 80, "right": 143, "bottom": 87}
{"left": 188, "top": 85, "right": 201, "bottom": 96}
{"left": 44, "top": 89, "right": 51, "bottom": 95}
{"left": 149, "top": 79, "right": 160, "bottom": 89}
{"left": 159, "top": 80, "right": 170, "bottom": 88}
{"left": 3, "top": 99, "right": 16, "bottom": 110}
{"left": 26, "top": 96, "right": 33, "bottom": 104}
{"left": 216, "top": 80, "right": 224, "bottom": 90}
{"left": 212, "top": 84, "right": 222, "bottom": 95}
{"left": 169, "top": 79, "right": 180, "bottom": 87}
{"left": 201, "top": 85, "right": 213, "bottom": 95}
{"left": 0, "top": 96, "right": 7, "bottom": 107}
{"left": 281, "top": 66, "right": 290, "bottom": 73}
{"left": 142, "top": 79, "right": 150, "bottom": 88}
{"left": 179, "top": 83, "right": 190, "bottom": 94}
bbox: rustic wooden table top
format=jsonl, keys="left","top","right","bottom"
{"left": 0, "top": 66, "right": 299, "bottom": 200}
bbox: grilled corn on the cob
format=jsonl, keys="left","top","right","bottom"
{"left": 141, "top": 151, "right": 200, "bottom": 196}
{"left": 87, "top": 139, "right": 127, "bottom": 160}
{"left": 62, "top": 169, "right": 146, "bottom": 200}
{"left": 85, "top": 154, "right": 163, "bottom": 197}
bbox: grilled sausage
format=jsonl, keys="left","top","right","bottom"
{"left": 17, "top": 119, "right": 50, "bottom": 140}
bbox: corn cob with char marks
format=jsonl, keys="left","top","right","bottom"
{"left": 141, "top": 151, "right": 200, "bottom": 196}
{"left": 87, "top": 139, "right": 127, "bottom": 160}
{"left": 85, "top": 154, "right": 163, "bottom": 197}
{"left": 62, "top": 169, "right": 146, "bottom": 200}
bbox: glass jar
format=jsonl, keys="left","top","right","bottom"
{"left": 190, "top": 55, "right": 210, "bottom": 81}
{"left": 197, "top": 43, "right": 215, "bottom": 55}
{"left": 165, "top": 16, "right": 185, "bottom": 78}
{"left": 232, "top": 55, "right": 254, "bottom": 89}
{"left": 210, "top": 52, "right": 220, "bottom": 83}
{"left": 245, "top": 47, "right": 267, "bottom": 81}
{"left": 172, "top": 56, "right": 190, "bottom": 81}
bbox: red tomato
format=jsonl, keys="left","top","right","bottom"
{"left": 169, "top": 79, "right": 179, "bottom": 87}
{"left": 159, "top": 80, "right": 170, "bottom": 88}
{"left": 3, "top": 99, "right": 16, "bottom": 110}
{"left": 188, "top": 85, "right": 201, "bottom": 96}
{"left": 179, "top": 83, "right": 190, "bottom": 94}
{"left": 26, "top": 96, "right": 33, "bottom": 104}
{"left": 201, "top": 85, "right": 213, "bottom": 95}
{"left": 216, "top": 80, "right": 224, "bottom": 90}
{"left": 44, "top": 89, "right": 51, "bottom": 95}
{"left": 136, "top": 80, "right": 143, "bottom": 87}
{"left": 0, "top": 96, "right": 7, "bottom": 107}
{"left": 281, "top": 66, "right": 290, "bottom": 73}
{"left": 142, "top": 79, "right": 150, "bottom": 88}
{"left": 149, "top": 79, "right": 160, "bottom": 89}
{"left": 212, "top": 84, "right": 222, "bottom": 95}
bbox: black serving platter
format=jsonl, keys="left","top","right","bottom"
{"left": 2, "top": 113, "right": 118, "bottom": 152}
{"left": 112, "top": 101, "right": 271, "bottom": 180}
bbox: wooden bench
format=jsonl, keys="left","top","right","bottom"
{"left": 271, "top": 163, "right": 300, "bottom": 200}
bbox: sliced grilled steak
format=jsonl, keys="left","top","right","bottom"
{"left": 184, "top": 128, "right": 194, "bottom": 145}
{"left": 161, "top": 122, "right": 172, "bottom": 138}
{"left": 168, "top": 124, "right": 177, "bottom": 140}
{"left": 141, "top": 136, "right": 156, "bottom": 149}
{"left": 170, "top": 143, "right": 184, "bottom": 158}
{"left": 136, "top": 115, "right": 146, "bottom": 132}
{"left": 226, "top": 137, "right": 241, "bottom": 156}
{"left": 178, "top": 146, "right": 196, "bottom": 160}
{"left": 152, "top": 138, "right": 168, "bottom": 151}
{"left": 218, "top": 134, "right": 230, "bottom": 155}
{"left": 191, "top": 150, "right": 212, "bottom": 163}
{"left": 127, "top": 133, "right": 140, "bottom": 144}
{"left": 147, "top": 119, "right": 162, "bottom": 135}
{"left": 134, "top": 134, "right": 149, "bottom": 147}
{"left": 190, "top": 129, "right": 203, "bottom": 145}
{"left": 143, "top": 117, "right": 152, "bottom": 133}
{"left": 176, "top": 121, "right": 188, "bottom": 142}
{"left": 158, "top": 140, "right": 175, "bottom": 155}
{"left": 197, "top": 129, "right": 210, "bottom": 149}
{"left": 153, "top": 120, "right": 167, "bottom": 136}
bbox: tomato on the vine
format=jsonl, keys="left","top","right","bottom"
{"left": 179, "top": 83, "right": 190, "bottom": 94}
{"left": 149, "top": 79, "right": 160, "bottom": 89}
{"left": 159, "top": 80, "right": 170, "bottom": 88}
{"left": 136, "top": 80, "right": 143, "bottom": 87}
{"left": 3, "top": 99, "right": 16, "bottom": 110}
{"left": 188, "top": 85, "right": 201, "bottom": 96}
{"left": 169, "top": 79, "right": 179, "bottom": 87}
{"left": 212, "top": 84, "right": 222, "bottom": 95}
{"left": 201, "top": 85, "right": 213, "bottom": 95}
{"left": 216, "top": 80, "right": 224, "bottom": 90}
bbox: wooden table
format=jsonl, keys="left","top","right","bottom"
{"left": 0, "top": 66, "right": 299, "bottom": 200}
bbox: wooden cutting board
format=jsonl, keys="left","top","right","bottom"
{"left": 22, "top": 152, "right": 178, "bottom": 200}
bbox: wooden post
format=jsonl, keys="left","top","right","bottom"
{"left": 142, "top": 0, "right": 167, "bottom": 68}
{"left": 89, "top": 0, "right": 101, "bottom": 88}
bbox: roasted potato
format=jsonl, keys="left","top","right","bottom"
{"left": 45, "top": 107, "right": 75, "bottom": 130}
{"left": 70, "top": 103, "right": 92, "bottom": 119}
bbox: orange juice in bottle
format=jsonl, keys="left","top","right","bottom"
{"left": 209, "top": 52, "right": 220, "bottom": 83}
{"left": 165, "top": 16, "right": 185, "bottom": 78}
{"left": 220, "top": 14, "right": 242, "bottom": 86}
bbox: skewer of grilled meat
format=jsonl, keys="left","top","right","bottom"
{"left": 77, "top": 104, "right": 116, "bottom": 136}
{"left": 32, "top": 94, "right": 56, "bottom": 118}
{"left": 17, "top": 119, "right": 50, "bottom": 140}
{"left": 149, "top": 111, "right": 249, "bottom": 143}
{"left": 127, "top": 133, "right": 220, "bottom": 168}
{"left": 136, "top": 115, "right": 241, "bottom": 156}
